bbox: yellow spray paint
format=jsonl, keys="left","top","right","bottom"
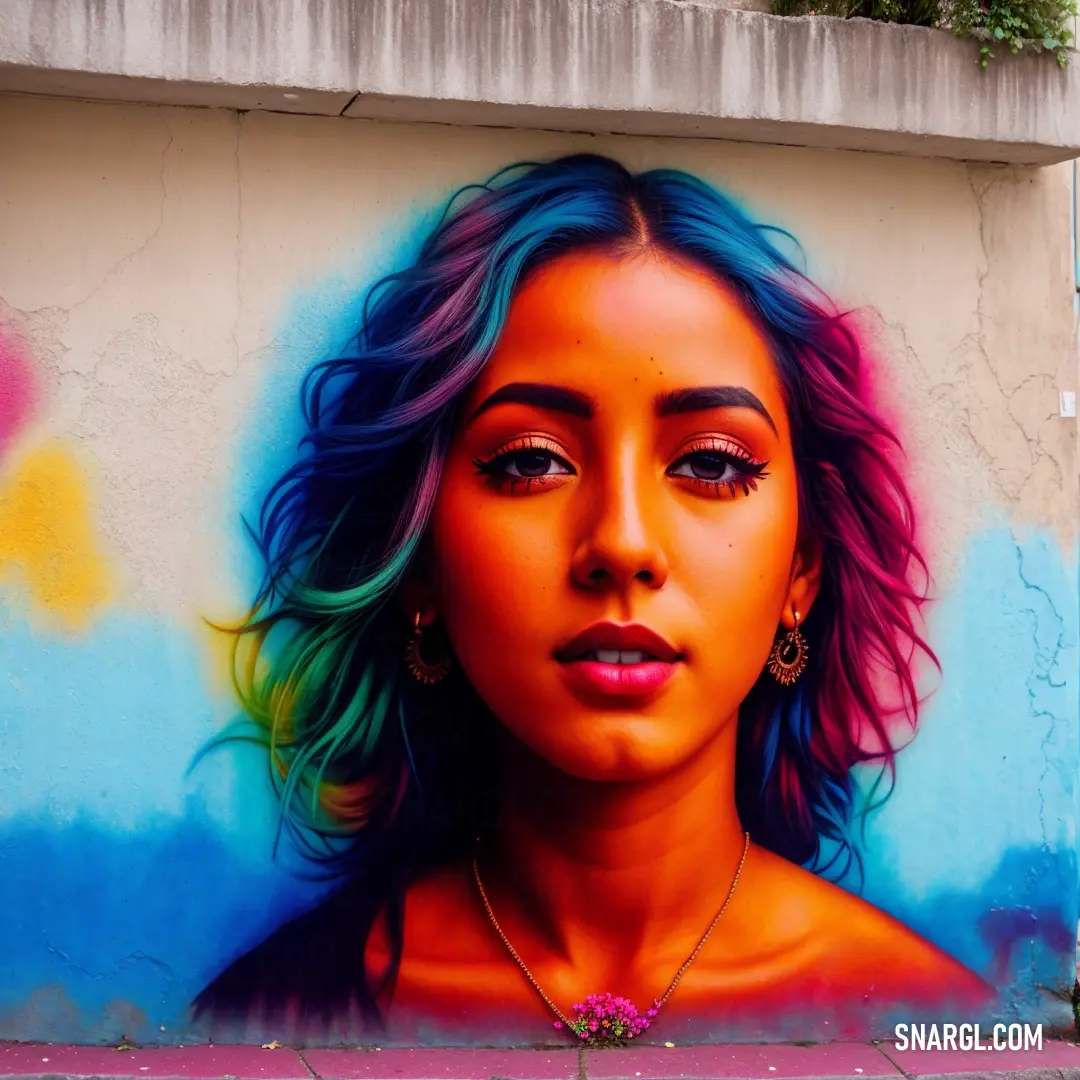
{"left": 0, "top": 442, "right": 112, "bottom": 629}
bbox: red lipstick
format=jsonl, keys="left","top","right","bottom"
{"left": 555, "top": 622, "right": 683, "bottom": 698}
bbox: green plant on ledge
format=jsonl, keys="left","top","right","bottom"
{"left": 770, "top": 0, "right": 1077, "bottom": 66}
{"left": 952, "top": 0, "right": 1077, "bottom": 66}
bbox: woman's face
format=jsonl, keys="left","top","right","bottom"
{"left": 425, "top": 249, "right": 817, "bottom": 782}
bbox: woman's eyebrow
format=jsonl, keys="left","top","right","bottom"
{"left": 467, "top": 382, "right": 596, "bottom": 423}
{"left": 656, "top": 386, "right": 778, "bottom": 435}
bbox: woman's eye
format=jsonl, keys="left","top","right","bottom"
{"left": 667, "top": 449, "right": 769, "bottom": 497}
{"left": 669, "top": 451, "right": 741, "bottom": 483}
{"left": 474, "top": 445, "right": 576, "bottom": 488}
{"left": 502, "top": 451, "right": 572, "bottom": 478}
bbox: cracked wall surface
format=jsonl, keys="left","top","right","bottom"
{"left": 0, "top": 92, "right": 1076, "bottom": 1044}
{"left": 1, "top": 96, "right": 1075, "bottom": 613}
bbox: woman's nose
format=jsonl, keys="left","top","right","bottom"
{"left": 569, "top": 459, "right": 670, "bottom": 593}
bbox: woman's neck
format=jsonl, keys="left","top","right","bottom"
{"left": 486, "top": 717, "right": 747, "bottom": 976}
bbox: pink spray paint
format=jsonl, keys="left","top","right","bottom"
{"left": 0, "top": 326, "right": 36, "bottom": 456}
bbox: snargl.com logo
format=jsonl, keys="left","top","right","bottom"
{"left": 894, "top": 1023, "right": 1042, "bottom": 1052}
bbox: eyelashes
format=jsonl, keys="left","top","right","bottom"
{"left": 474, "top": 434, "right": 770, "bottom": 498}
{"left": 666, "top": 437, "right": 770, "bottom": 499}
{"left": 473, "top": 436, "right": 575, "bottom": 494}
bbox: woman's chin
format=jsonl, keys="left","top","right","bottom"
{"left": 517, "top": 720, "right": 702, "bottom": 784}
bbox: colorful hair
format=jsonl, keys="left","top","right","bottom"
{"left": 211, "top": 154, "right": 934, "bottom": 1019}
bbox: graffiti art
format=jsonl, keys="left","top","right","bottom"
{"left": 191, "top": 155, "right": 991, "bottom": 1043}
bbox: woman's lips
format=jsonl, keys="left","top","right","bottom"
{"left": 559, "top": 657, "right": 678, "bottom": 696}
{"left": 554, "top": 623, "right": 683, "bottom": 698}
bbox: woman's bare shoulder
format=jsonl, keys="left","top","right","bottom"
{"left": 735, "top": 845, "right": 992, "bottom": 1005}
{"left": 375, "top": 863, "right": 511, "bottom": 970}
{"left": 388, "top": 851, "right": 994, "bottom": 1016}
{"left": 370, "top": 863, "right": 539, "bottom": 1018}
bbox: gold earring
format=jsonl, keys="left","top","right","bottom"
{"left": 767, "top": 610, "right": 808, "bottom": 687}
{"left": 405, "top": 612, "right": 451, "bottom": 685}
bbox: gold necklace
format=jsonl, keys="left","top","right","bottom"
{"left": 472, "top": 831, "right": 751, "bottom": 1047}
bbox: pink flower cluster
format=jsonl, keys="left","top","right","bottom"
{"left": 554, "top": 993, "right": 658, "bottom": 1045}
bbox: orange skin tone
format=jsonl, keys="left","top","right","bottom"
{"left": 373, "top": 249, "right": 991, "bottom": 1040}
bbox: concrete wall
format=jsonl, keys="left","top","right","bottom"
{"left": 4, "top": 0, "right": 1080, "bottom": 163}
{"left": 0, "top": 92, "right": 1077, "bottom": 1045}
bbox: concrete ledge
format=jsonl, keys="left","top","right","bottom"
{"left": 1, "top": 0, "right": 1079, "bottom": 164}
{"left": 4, "top": 1041, "right": 1080, "bottom": 1080}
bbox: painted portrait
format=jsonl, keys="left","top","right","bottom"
{"left": 189, "top": 154, "right": 992, "bottom": 1044}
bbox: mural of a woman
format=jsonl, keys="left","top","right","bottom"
{"left": 193, "top": 155, "right": 991, "bottom": 1043}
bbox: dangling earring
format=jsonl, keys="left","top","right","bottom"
{"left": 767, "top": 610, "right": 808, "bottom": 687}
{"left": 405, "top": 612, "right": 451, "bottom": 685}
